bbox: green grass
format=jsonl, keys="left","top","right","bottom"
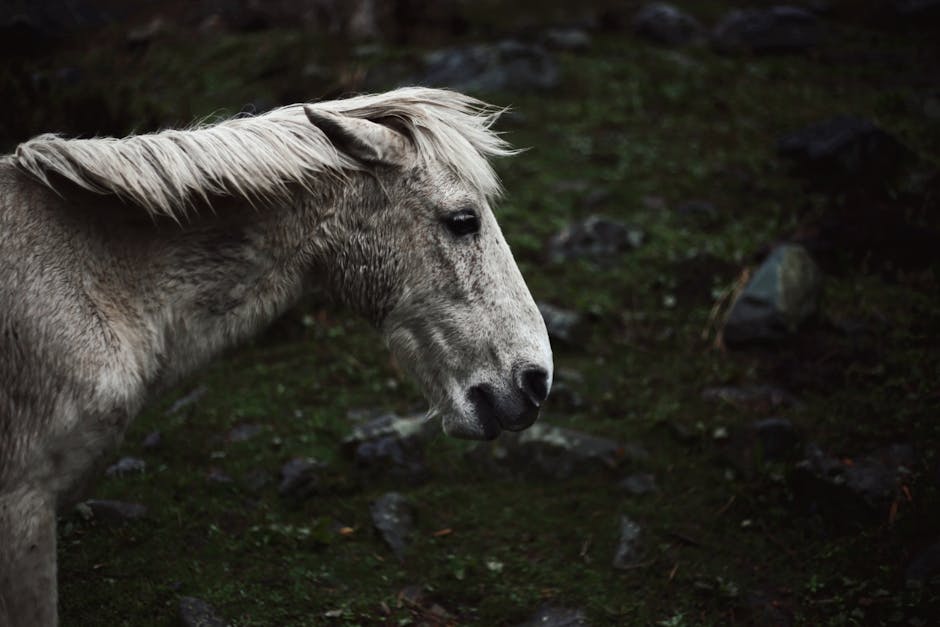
{"left": 3, "top": 1, "right": 938, "bottom": 624}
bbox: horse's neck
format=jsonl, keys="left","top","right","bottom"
{"left": 113, "top": 194, "right": 327, "bottom": 392}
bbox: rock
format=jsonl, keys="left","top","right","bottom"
{"left": 226, "top": 423, "right": 264, "bottom": 443}
{"left": 612, "top": 515, "right": 644, "bottom": 569}
{"left": 342, "top": 412, "right": 433, "bottom": 483}
{"left": 343, "top": 411, "right": 435, "bottom": 445}
{"left": 777, "top": 116, "right": 915, "bottom": 190}
{"left": 126, "top": 16, "right": 167, "bottom": 47}
{"left": 278, "top": 457, "right": 325, "bottom": 499}
{"left": 354, "top": 435, "right": 428, "bottom": 483}
{"left": 105, "top": 457, "right": 146, "bottom": 477}
{"left": 81, "top": 499, "right": 147, "bottom": 523}
{"left": 753, "top": 418, "right": 801, "bottom": 462}
{"left": 712, "top": 7, "right": 821, "bottom": 54}
{"left": 619, "top": 472, "right": 658, "bottom": 496}
{"left": 541, "top": 28, "right": 592, "bottom": 52}
{"left": 470, "top": 423, "right": 648, "bottom": 480}
{"left": 789, "top": 443, "right": 911, "bottom": 527}
{"left": 416, "top": 40, "right": 560, "bottom": 92}
{"left": 632, "top": 3, "right": 705, "bottom": 47}
{"left": 722, "top": 244, "right": 822, "bottom": 346}
{"left": 179, "top": 596, "right": 226, "bottom": 627}
{"left": 142, "top": 430, "right": 162, "bottom": 449}
{"left": 165, "top": 385, "right": 207, "bottom": 416}
{"left": 717, "top": 418, "right": 802, "bottom": 477}
{"left": 370, "top": 492, "right": 415, "bottom": 559}
{"left": 701, "top": 384, "right": 799, "bottom": 410}
{"left": 546, "top": 216, "right": 644, "bottom": 263}
{"left": 537, "top": 302, "right": 583, "bottom": 344}
{"left": 517, "top": 604, "right": 589, "bottom": 626}
{"left": 906, "top": 541, "right": 940, "bottom": 582}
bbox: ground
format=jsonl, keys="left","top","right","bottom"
{"left": 1, "top": 1, "right": 939, "bottom": 625}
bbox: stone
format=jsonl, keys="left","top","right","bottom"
{"left": 370, "top": 492, "right": 415, "bottom": 559}
{"left": 542, "top": 28, "right": 591, "bottom": 52}
{"left": 278, "top": 457, "right": 325, "bottom": 499}
{"left": 165, "top": 385, "right": 207, "bottom": 415}
{"left": 517, "top": 604, "right": 589, "bottom": 626}
{"left": 537, "top": 302, "right": 582, "bottom": 344}
{"left": 470, "top": 423, "right": 648, "bottom": 480}
{"left": 612, "top": 515, "right": 644, "bottom": 569}
{"left": 722, "top": 244, "right": 822, "bottom": 346}
{"left": 777, "top": 116, "right": 914, "bottom": 190}
{"left": 701, "top": 384, "right": 799, "bottom": 410}
{"left": 226, "top": 423, "right": 264, "bottom": 443}
{"left": 142, "top": 430, "right": 162, "bottom": 449}
{"left": 789, "top": 443, "right": 911, "bottom": 527}
{"left": 619, "top": 472, "right": 658, "bottom": 496}
{"left": 105, "top": 457, "right": 146, "bottom": 477}
{"left": 753, "top": 418, "right": 801, "bottom": 462}
{"left": 416, "top": 40, "right": 560, "bottom": 92}
{"left": 342, "top": 412, "right": 433, "bottom": 483}
{"left": 712, "top": 7, "right": 821, "bottom": 54}
{"left": 82, "top": 499, "right": 147, "bottom": 523}
{"left": 546, "top": 216, "right": 644, "bottom": 263}
{"left": 632, "top": 3, "right": 704, "bottom": 47}
{"left": 179, "top": 596, "right": 226, "bottom": 627}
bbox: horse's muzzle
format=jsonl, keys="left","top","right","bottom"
{"left": 467, "top": 366, "right": 550, "bottom": 439}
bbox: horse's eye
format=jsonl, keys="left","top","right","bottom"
{"left": 444, "top": 209, "right": 480, "bottom": 237}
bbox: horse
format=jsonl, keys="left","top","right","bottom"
{"left": 0, "top": 86, "right": 552, "bottom": 626}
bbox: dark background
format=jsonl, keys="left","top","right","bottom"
{"left": 2, "top": 1, "right": 939, "bottom": 625}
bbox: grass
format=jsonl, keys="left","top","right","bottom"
{"left": 2, "top": 1, "right": 939, "bottom": 624}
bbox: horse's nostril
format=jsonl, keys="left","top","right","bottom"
{"left": 519, "top": 366, "right": 550, "bottom": 407}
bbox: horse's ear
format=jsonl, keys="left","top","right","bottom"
{"left": 304, "top": 106, "right": 412, "bottom": 168}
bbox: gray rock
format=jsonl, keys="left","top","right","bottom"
{"left": 701, "top": 384, "right": 799, "bottom": 409}
{"left": 226, "top": 423, "right": 264, "bottom": 442}
{"left": 542, "top": 28, "right": 591, "bottom": 52}
{"left": 619, "top": 472, "right": 658, "bottom": 496}
{"left": 712, "top": 7, "right": 821, "bottom": 54}
{"left": 777, "top": 116, "right": 914, "bottom": 190}
{"left": 470, "top": 423, "right": 648, "bottom": 480}
{"left": 753, "top": 418, "right": 801, "bottom": 462}
{"left": 723, "top": 244, "right": 821, "bottom": 346}
{"left": 343, "top": 412, "right": 435, "bottom": 446}
{"left": 612, "top": 515, "right": 644, "bottom": 570}
{"left": 179, "top": 596, "right": 227, "bottom": 627}
{"left": 278, "top": 457, "right": 325, "bottom": 499}
{"left": 537, "top": 302, "right": 583, "bottom": 344}
{"left": 82, "top": 499, "right": 147, "bottom": 523}
{"left": 370, "top": 492, "right": 415, "bottom": 559}
{"left": 632, "top": 3, "right": 704, "bottom": 47}
{"left": 105, "top": 457, "right": 146, "bottom": 477}
{"left": 906, "top": 541, "right": 940, "bottom": 582}
{"left": 165, "top": 385, "right": 207, "bottom": 416}
{"left": 142, "top": 430, "right": 162, "bottom": 449}
{"left": 416, "top": 40, "right": 560, "bottom": 92}
{"left": 343, "top": 412, "right": 433, "bottom": 482}
{"left": 517, "top": 604, "right": 589, "bottom": 626}
{"left": 789, "top": 443, "right": 910, "bottom": 527}
{"left": 547, "top": 216, "right": 644, "bottom": 263}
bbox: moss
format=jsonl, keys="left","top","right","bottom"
{"left": 2, "top": 1, "right": 937, "bottom": 624}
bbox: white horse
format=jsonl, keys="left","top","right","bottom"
{"left": 0, "top": 87, "right": 552, "bottom": 626}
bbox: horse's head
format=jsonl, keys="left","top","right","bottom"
{"left": 305, "top": 94, "right": 552, "bottom": 440}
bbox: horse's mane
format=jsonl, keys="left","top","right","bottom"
{"left": 12, "top": 87, "right": 515, "bottom": 219}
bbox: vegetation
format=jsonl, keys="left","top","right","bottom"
{"left": 2, "top": 1, "right": 938, "bottom": 624}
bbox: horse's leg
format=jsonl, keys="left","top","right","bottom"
{"left": 0, "top": 485, "right": 58, "bottom": 627}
